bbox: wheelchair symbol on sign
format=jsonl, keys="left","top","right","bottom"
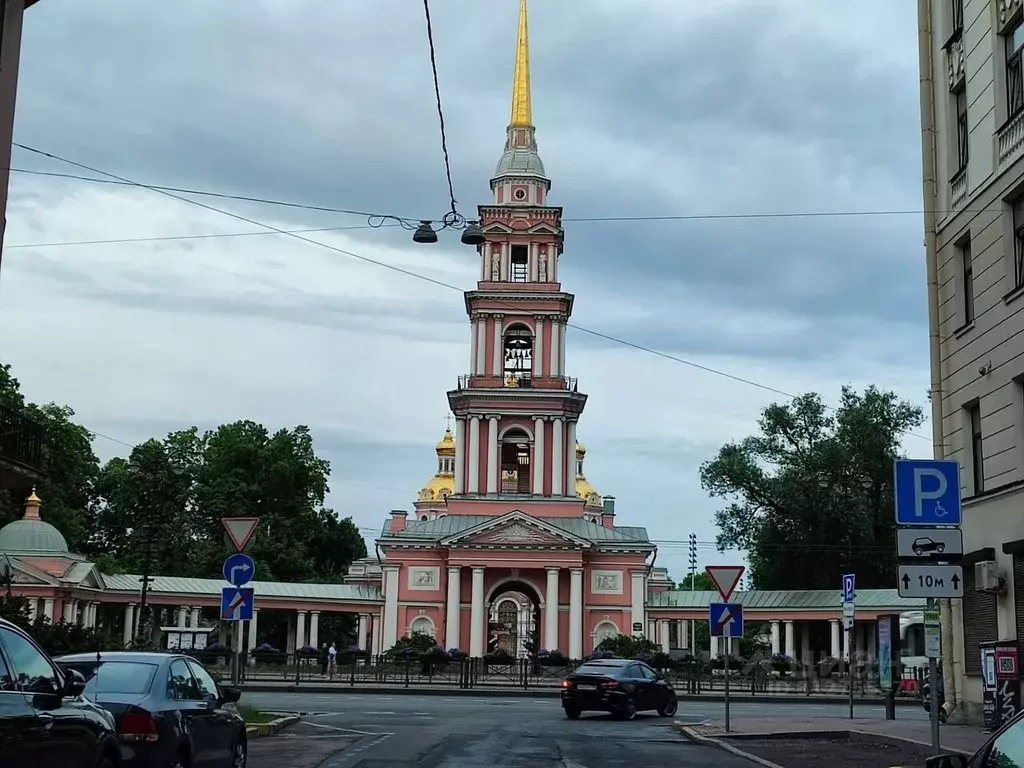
{"left": 933, "top": 501, "right": 948, "bottom": 518}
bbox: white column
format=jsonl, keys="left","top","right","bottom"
{"left": 548, "top": 321, "right": 559, "bottom": 377}
{"left": 475, "top": 321, "right": 487, "bottom": 375}
{"left": 383, "top": 565, "right": 400, "bottom": 651}
{"left": 248, "top": 609, "right": 259, "bottom": 653}
{"left": 486, "top": 416, "right": 499, "bottom": 494}
{"left": 470, "top": 567, "right": 486, "bottom": 657}
{"left": 558, "top": 317, "right": 566, "bottom": 375}
{"left": 309, "top": 612, "right": 320, "bottom": 648}
{"left": 830, "top": 620, "right": 841, "bottom": 659}
{"left": 678, "top": 620, "right": 688, "bottom": 649}
{"left": 446, "top": 566, "right": 462, "bottom": 651}
{"left": 89, "top": 603, "right": 98, "bottom": 628}
{"left": 552, "top": 251, "right": 558, "bottom": 282}
{"left": 630, "top": 572, "right": 645, "bottom": 635}
{"left": 784, "top": 620, "right": 795, "bottom": 659}
{"left": 551, "top": 418, "right": 564, "bottom": 496}
{"left": 357, "top": 614, "right": 368, "bottom": 651}
{"left": 658, "top": 620, "right": 670, "bottom": 652}
{"left": 470, "top": 317, "right": 479, "bottom": 373}
{"left": 565, "top": 420, "right": 577, "bottom": 490}
{"left": 481, "top": 243, "right": 490, "bottom": 281}
{"left": 711, "top": 635, "right": 720, "bottom": 657}
{"left": 569, "top": 568, "right": 583, "bottom": 659}
{"left": 63, "top": 600, "right": 74, "bottom": 623}
{"left": 43, "top": 598, "right": 54, "bottom": 622}
{"left": 468, "top": 416, "right": 481, "bottom": 493}
{"left": 454, "top": 417, "right": 466, "bottom": 494}
{"left": 190, "top": 607, "right": 200, "bottom": 627}
{"left": 177, "top": 607, "right": 187, "bottom": 628}
{"left": 532, "top": 418, "right": 546, "bottom": 494}
{"left": 500, "top": 243, "right": 509, "bottom": 280}
{"left": 371, "top": 614, "right": 381, "bottom": 658}
{"left": 530, "top": 243, "right": 539, "bottom": 281}
{"left": 534, "top": 317, "right": 545, "bottom": 376}
{"left": 770, "top": 621, "right": 781, "bottom": 655}
{"left": 122, "top": 604, "right": 134, "bottom": 646}
{"left": 296, "top": 611, "right": 307, "bottom": 650}
{"left": 545, "top": 567, "right": 560, "bottom": 651}
{"left": 492, "top": 317, "right": 503, "bottom": 376}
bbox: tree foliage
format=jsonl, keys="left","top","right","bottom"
{"left": 700, "top": 385, "right": 924, "bottom": 591}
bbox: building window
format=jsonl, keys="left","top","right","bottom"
{"left": 951, "top": 0, "right": 963, "bottom": 36}
{"left": 968, "top": 403, "right": 984, "bottom": 495}
{"left": 510, "top": 245, "right": 528, "bottom": 283}
{"left": 961, "top": 237, "right": 974, "bottom": 324}
{"left": 1007, "top": 22, "right": 1024, "bottom": 119}
{"left": 1014, "top": 199, "right": 1024, "bottom": 289}
{"left": 955, "top": 88, "right": 969, "bottom": 172}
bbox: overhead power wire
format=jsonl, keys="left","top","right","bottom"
{"left": 421, "top": 0, "right": 462, "bottom": 226}
{"left": 11, "top": 142, "right": 932, "bottom": 446}
{"left": 7, "top": 165, "right": 983, "bottom": 229}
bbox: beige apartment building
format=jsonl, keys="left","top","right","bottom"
{"left": 920, "top": 0, "right": 1024, "bottom": 722}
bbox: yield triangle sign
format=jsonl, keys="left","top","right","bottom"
{"left": 706, "top": 565, "right": 745, "bottom": 601}
{"left": 222, "top": 517, "right": 260, "bottom": 552}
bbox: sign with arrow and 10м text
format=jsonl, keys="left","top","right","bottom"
{"left": 897, "top": 564, "right": 964, "bottom": 598}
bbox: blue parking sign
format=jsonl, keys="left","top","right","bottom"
{"left": 894, "top": 459, "right": 962, "bottom": 527}
{"left": 842, "top": 574, "right": 856, "bottom": 603}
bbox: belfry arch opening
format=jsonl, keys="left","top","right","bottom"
{"left": 487, "top": 579, "right": 541, "bottom": 659}
{"left": 503, "top": 323, "right": 533, "bottom": 387}
{"left": 500, "top": 428, "right": 531, "bottom": 494}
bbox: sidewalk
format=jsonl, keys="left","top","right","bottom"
{"left": 235, "top": 679, "right": 919, "bottom": 705}
{"left": 684, "top": 715, "right": 987, "bottom": 756}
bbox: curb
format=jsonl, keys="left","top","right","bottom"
{"left": 848, "top": 729, "right": 974, "bottom": 757}
{"left": 674, "top": 725, "right": 785, "bottom": 768}
{"left": 236, "top": 683, "right": 917, "bottom": 706}
{"left": 246, "top": 715, "right": 298, "bottom": 739}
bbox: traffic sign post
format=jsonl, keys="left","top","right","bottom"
{"left": 222, "top": 517, "right": 260, "bottom": 552}
{"left": 893, "top": 458, "right": 963, "bottom": 755}
{"left": 222, "top": 553, "right": 255, "bottom": 587}
{"left": 706, "top": 565, "right": 745, "bottom": 602}
{"left": 841, "top": 574, "right": 856, "bottom": 720}
{"left": 220, "top": 587, "right": 254, "bottom": 621}
{"left": 709, "top": 601, "right": 743, "bottom": 733}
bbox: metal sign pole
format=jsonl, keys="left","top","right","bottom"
{"left": 928, "top": 598, "right": 941, "bottom": 753}
{"left": 724, "top": 635, "right": 731, "bottom": 733}
{"left": 848, "top": 624, "right": 855, "bottom": 719}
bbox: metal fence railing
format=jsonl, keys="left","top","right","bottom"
{"left": 181, "top": 650, "right": 931, "bottom": 696}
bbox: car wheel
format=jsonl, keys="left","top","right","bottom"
{"left": 616, "top": 697, "right": 637, "bottom": 720}
{"left": 564, "top": 706, "right": 581, "bottom": 720}
{"left": 233, "top": 738, "right": 247, "bottom": 768}
{"left": 937, "top": 544, "right": 945, "bottom": 553}
{"left": 658, "top": 696, "right": 678, "bottom": 717}
{"left": 914, "top": 547, "right": 923, "bottom": 555}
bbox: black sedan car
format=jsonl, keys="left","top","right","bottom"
{"left": 55, "top": 651, "right": 248, "bottom": 768}
{"left": 0, "top": 617, "right": 120, "bottom": 767}
{"left": 561, "top": 658, "right": 678, "bottom": 720}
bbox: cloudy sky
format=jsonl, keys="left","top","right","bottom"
{"left": 0, "top": 0, "right": 928, "bottom": 581}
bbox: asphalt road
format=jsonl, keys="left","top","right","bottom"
{"left": 244, "top": 692, "right": 765, "bottom": 767}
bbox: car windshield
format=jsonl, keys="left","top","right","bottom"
{"left": 60, "top": 660, "right": 158, "bottom": 696}
{"left": 574, "top": 663, "right": 623, "bottom": 676}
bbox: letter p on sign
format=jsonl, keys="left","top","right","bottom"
{"left": 913, "top": 467, "right": 946, "bottom": 518}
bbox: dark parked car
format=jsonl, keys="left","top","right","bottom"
{"left": 55, "top": 651, "right": 247, "bottom": 768}
{"left": 0, "top": 617, "right": 120, "bottom": 767}
{"left": 560, "top": 658, "right": 677, "bottom": 720}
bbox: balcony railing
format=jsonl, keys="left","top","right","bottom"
{"left": 0, "top": 404, "right": 43, "bottom": 474}
{"left": 456, "top": 374, "right": 579, "bottom": 392}
{"left": 998, "top": 108, "right": 1024, "bottom": 171}
{"left": 949, "top": 167, "right": 968, "bottom": 211}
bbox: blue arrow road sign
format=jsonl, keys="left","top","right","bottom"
{"left": 222, "top": 553, "right": 255, "bottom": 587}
{"left": 220, "top": 587, "right": 254, "bottom": 622}
{"left": 842, "top": 573, "right": 856, "bottom": 604}
{"left": 894, "top": 459, "right": 962, "bottom": 526}
{"left": 709, "top": 603, "right": 744, "bottom": 638}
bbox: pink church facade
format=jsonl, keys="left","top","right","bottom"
{"left": 370, "top": 0, "right": 655, "bottom": 659}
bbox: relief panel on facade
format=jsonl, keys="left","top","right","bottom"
{"left": 407, "top": 566, "right": 441, "bottom": 591}
{"left": 590, "top": 569, "right": 623, "bottom": 595}
{"left": 468, "top": 522, "right": 566, "bottom": 546}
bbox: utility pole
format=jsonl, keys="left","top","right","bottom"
{"left": 688, "top": 534, "right": 697, "bottom": 650}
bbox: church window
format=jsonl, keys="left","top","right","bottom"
{"left": 500, "top": 428, "right": 532, "bottom": 494}
{"left": 510, "top": 245, "right": 529, "bottom": 282}
{"left": 503, "top": 324, "right": 533, "bottom": 386}
{"left": 576, "top": 459, "right": 583, "bottom": 476}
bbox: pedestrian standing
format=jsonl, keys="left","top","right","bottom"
{"left": 328, "top": 641, "right": 337, "bottom": 679}
{"left": 319, "top": 642, "right": 329, "bottom": 676}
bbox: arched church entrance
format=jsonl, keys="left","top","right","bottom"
{"left": 487, "top": 579, "right": 541, "bottom": 659}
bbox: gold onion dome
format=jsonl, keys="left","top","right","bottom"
{"left": 419, "top": 474, "right": 454, "bottom": 502}
{"left": 436, "top": 427, "right": 456, "bottom": 456}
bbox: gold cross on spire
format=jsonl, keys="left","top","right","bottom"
{"left": 510, "top": 0, "right": 532, "bottom": 127}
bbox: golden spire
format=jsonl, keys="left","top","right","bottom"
{"left": 510, "top": 0, "right": 532, "bottom": 128}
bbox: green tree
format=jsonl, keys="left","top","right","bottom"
{"left": 0, "top": 363, "right": 100, "bottom": 550}
{"left": 700, "top": 385, "right": 924, "bottom": 591}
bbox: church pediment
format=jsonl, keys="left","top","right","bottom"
{"left": 441, "top": 511, "right": 592, "bottom": 549}
{"left": 0, "top": 556, "right": 57, "bottom": 586}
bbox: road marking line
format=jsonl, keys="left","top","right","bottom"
{"left": 300, "top": 721, "right": 386, "bottom": 736}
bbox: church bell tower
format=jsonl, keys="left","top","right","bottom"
{"left": 447, "top": 0, "right": 587, "bottom": 515}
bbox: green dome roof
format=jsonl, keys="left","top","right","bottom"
{"left": 0, "top": 518, "right": 69, "bottom": 554}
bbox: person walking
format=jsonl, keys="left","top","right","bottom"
{"left": 328, "top": 641, "right": 338, "bottom": 680}
{"left": 319, "top": 643, "right": 329, "bottom": 676}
